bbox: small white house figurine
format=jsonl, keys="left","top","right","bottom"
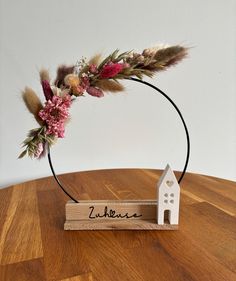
{"left": 157, "top": 164, "right": 180, "bottom": 225}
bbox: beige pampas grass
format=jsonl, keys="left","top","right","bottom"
{"left": 22, "top": 87, "right": 43, "bottom": 124}
{"left": 96, "top": 80, "right": 125, "bottom": 93}
{"left": 89, "top": 53, "right": 102, "bottom": 65}
{"left": 39, "top": 68, "right": 50, "bottom": 82}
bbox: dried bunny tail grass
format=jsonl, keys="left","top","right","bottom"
{"left": 55, "top": 65, "right": 74, "bottom": 87}
{"left": 96, "top": 80, "right": 125, "bottom": 92}
{"left": 154, "top": 45, "right": 188, "bottom": 66}
{"left": 165, "top": 46, "right": 189, "bottom": 67}
{"left": 22, "top": 87, "right": 43, "bottom": 124}
{"left": 89, "top": 53, "right": 102, "bottom": 65}
{"left": 39, "top": 68, "right": 50, "bottom": 82}
{"left": 142, "top": 44, "right": 170, "bottom": 56}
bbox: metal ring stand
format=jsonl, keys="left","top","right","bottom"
{"left": 48, "top": 77, "right": 190, "bottom": 203}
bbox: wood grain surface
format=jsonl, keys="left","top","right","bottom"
{"left": 0, "top": 168, "right": 235, "bottom": 281}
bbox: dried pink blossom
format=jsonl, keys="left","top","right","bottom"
{"left": 38, "top": 94, "right": 72, "bottom": 138}
{"left": 41, "top": 80, "right": 53, "bottom": 100}
{"left": 86, "top": 86, "right": 104, "bottom": 98}
{"left": 89, "top": 64, "right": 98, "bottom": 74}
{"left": 122, "top": 62, "right": 130, "bottom": 69}
{"left": 34, "top": 142, "right": 44, "bottom": 158}
{"left": 80, "top": 75, "right": 90, "bottom": 91}
{"left": 62, "top": 93, "right": 72, "bottom": 107}
{"left": 99, "top": 63, "right": 124, "bottom": 79}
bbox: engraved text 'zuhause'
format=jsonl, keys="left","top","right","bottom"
{"left": 89, "top": 206, "right": 142, "bottom": 219}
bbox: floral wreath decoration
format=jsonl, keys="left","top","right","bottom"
{"left": 19, "top": 45, "right": 188, "bottom": 159}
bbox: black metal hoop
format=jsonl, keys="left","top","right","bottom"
{"left": 48, "top": 77, "right": 190, "bottom": 203}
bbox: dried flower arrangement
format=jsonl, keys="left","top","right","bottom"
{"left": 19, "top": 45, "right": 188, "bottom": 159}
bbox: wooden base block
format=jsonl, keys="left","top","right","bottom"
{"left": 64, "top": 219, "right": 177, "bottom": 230}
{"left": 64, "top": 200, "right": 177, "bottom": 230}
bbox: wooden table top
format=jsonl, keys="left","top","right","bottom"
{"left": 0, "top": 168, "right": 235, "bottom": 281}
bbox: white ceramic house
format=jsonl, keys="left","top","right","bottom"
{"left": 157, "top": 164, "right": 180, "bottom": 225}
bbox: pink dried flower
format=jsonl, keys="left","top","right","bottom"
{"left": 80, "top": 75, "right": 90, "bottom": 91}
{"left": 38, "top": 94, "right": 72, "bottom": 138}
{"left": 122, "top": 62, "right": 130, "bottom": 69}
{"left": 41, "top": 80, "right": 53, "bottom": 100}
{"left": 99, "top": 63, "right": 124, "bottom": 79}
{"left": 86, "top": 86, "right": 104, "bottom": 98}
{"left": 89, "top": 64, "right": 98, "bottom": 74}
{"left": 62, "top": 94, "right": 72, "bottom": 107}
{"left": 34, "top": 142, "right": 44, "bottom": 158}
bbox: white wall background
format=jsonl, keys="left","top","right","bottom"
{"left": 0, "top": 0, "right": 235, "bottom": 188}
